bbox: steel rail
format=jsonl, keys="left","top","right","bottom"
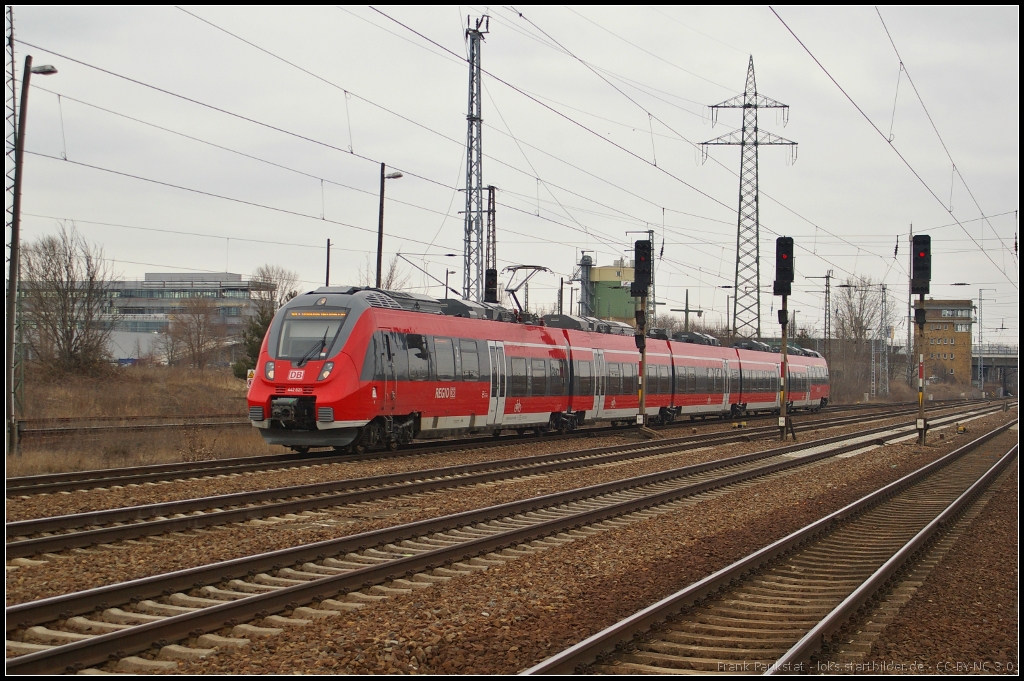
{"left": 6, "top": 401, "right": 946, "bottom": 496}
{"left": 767, "top": 443, "right": 1019, "bottom": 674}
{"left": 6, "top": 413, "right": 955, "bottom": 674}
{"left": 6, "top": 404, "right": 978, "bottom": 558}
{"left": 520, "top": 419, "right": 1016, "bottom": 675}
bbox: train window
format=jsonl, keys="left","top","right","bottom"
{"left": 730, "top": 369, "right": 740, "bottom": 394}
{"left": 389, "top": 333, "right": 409, "bottom": 381}
{"left": 460, "top": 339, "right": 480, "bottom": 381}
{"left": 433, "top": 337, "right": 456, "bottom": 381}
{"left": 607, "top": 363, "right": 621, "bottom": 395}
{"left": 550, "top": 359, "right": 567, "bottom": 396}
{"left": 509, "top": 357, "right": 528, "bottom": 396}
{"left": 578, "top": 360, "right": 593, "bottom": 395}
{"left": 407, "top": 334, "right": 431, "bottom": 381}
{"left": 277, "top": 311, "right": 349, "bottom": 360}
{"left": 623, "top": 363, "right": 636, "bottom": 396}
{"left": 361, "top": 332, "right": 382, "bottom": 381}
{"left": 694, "top": 368, "right": 706, "bottom": 393}
{"left": 645, "top": 363, "right": 656, "bottom": 394}
{"left": 659, "top": 364, "right": 670, "bottom": 395}
{"left": 531, "top": 359, "right": 548, "bottom": 396}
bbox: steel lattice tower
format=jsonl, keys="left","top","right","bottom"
{"left": 6, "top": 7, "right": 15, "bottom": 268}
{"left": 702, "top": 57, "right": 796, "bottom": 338}
{"left": 462, "top": 16, "right": 488, "bottom": 302}
{"left": 5, "top": 7, "right": 21, "bottom": 417}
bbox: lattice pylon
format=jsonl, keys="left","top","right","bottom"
{"left": 462, "top": 16, "right": 488, "bottom": 302}
{"left": 701, "top": 57, "right": 796, "bottom": 338}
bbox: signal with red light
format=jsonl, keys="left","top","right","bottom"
{"left": 774, "top": 236, "right": 794, "bottom": 296}
{"left": 911, "top": 235, "right": 931, "bottom": 294}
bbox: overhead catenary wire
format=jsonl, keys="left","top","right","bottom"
{"left": 769, "top": 6, "right": 1017, "bottom": 289}
{"left": 505, "top": 6, "right": 889, "bottom": 283}
{"left": 874, "top": 6, "right": 1017, "bottom": 266}
{"left": 25, "top": 150, "right": 461, "bottom": 252}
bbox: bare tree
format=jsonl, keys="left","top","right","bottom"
{"left": 831, "top": 275, "right": 898, "bottom": 401}
{"left": 21, "top": 225, "right": 118, "bottom": 374}
{"left": 251, "top": 264, "right": 299, "bottom": 314}
{"left": 154, "top": 328, "right": 185, "bottom": 366}
{"left": 167, "top": 298, "right": 228, "bottom": 370}
{"left": 358, "top": 254, "right": 412, "bottom": 291}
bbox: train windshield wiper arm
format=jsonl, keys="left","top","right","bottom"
{"left": 296, "top": 328, "right": 330, "bottom": 367}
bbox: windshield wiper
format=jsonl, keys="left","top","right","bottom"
{"left": 296, "top": 327, "right": 330, "bottom": 367}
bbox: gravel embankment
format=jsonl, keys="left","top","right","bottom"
{"left": 164, "top": 417, "right": 1017, "bottom": 674}
{"left": 5, "top": 433, "right": 641, "bottom": 521}
{"left": 861, "top": 468, "right": 1018, "bottom": 674}
{"left": 5, "top": 407, "right": 935, "bottom": 522}
{"left": 5, "top": 409, "right": 1007, "bottom": 607}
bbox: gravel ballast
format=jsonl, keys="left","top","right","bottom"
{"left": 8, "top": 409, "right": 991, "bottom": 606}
{"left": 861, "top": 468, "right": 1018, "bottom": 674}
{"left": 160, "top": 416, "right": 1017, "bottom": 674}
{"left": 4, "top": 405, "right": 941, "bottom": 522}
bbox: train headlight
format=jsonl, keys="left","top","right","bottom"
{"left": 264, "top": 361, "right": 275, "bottom": 380}
{"left": 317, "top": 361, "right": 335, "bottom": 381}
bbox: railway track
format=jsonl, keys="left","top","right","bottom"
{"left": 5, "top": 403, "right": 989, "bottom": 558}
{"left": 4, "top": 400, "right": 974, "bottom": 497}
{"left": 523, "top": 422, "right": 1017, "bottom": 675}
{"left": 5, "top": 405, "right": 1009, "bottom": 674}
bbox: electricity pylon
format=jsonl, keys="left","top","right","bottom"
{"left": 463, "top": 15, "right": 488, "bottom": 301}
{"left": 702, "top": 56, "right": 796, "bottom": 338}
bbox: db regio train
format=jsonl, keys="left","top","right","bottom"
{"left": 247, "top": 287, "right": 830, "bottom": 452}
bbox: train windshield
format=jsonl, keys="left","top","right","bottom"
{"left": 276, "top": 309, "right": 350, "bottom": 361}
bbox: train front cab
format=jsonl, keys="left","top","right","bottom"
{"left": 248, "top": 293, "right": 378, "bottom": 451}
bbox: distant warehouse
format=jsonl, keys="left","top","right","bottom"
{"left": 106, "top": 272, "right": 270, "bottom": 363}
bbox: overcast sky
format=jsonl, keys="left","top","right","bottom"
{"left": 9, "top": 5, "right": 1019, "bottom": 344}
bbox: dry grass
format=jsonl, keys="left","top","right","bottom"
{"left": 7, "top": 365, "right": 283, "bottom": 477}
{"left": 22, "top": 365, "right": 248, "bottom": 420}
{"left": 6, "top": 426, "right": 283, "bottom": 478}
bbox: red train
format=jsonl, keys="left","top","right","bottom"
{"left": 247, "top": 287, "right": 830, "bottom": 452}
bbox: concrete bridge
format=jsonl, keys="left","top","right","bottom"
{"left": 973, "top": 344, "right": 1018, "bottom": 396}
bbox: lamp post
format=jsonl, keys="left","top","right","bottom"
{"left": 376, "top": 164, "right": 403, "bottom": 288}
{"left": 444, "top": 270, "right": 457, "bottom": 298}
{"left": 978, "top": 288, "right": 995, "bottom": 395}
{"left": 7, "top": 55, "right": 58, "bottom": 454}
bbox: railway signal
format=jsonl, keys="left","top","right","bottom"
{"left": 911, "top": 235, "right": 931, "bottom": 295}
{"left": 774, "top": 236, "right": 797, "bottom": 441}
{"left": 773, "top": 236, "right": 794, "bottom": 296}
{"left": 911, "top": 234, "right": 932, "bottom": 444}
{"left": 630, "top": 240, "right": 652, "bottom": 298}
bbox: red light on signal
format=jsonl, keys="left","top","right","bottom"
{"left": 918, "top": 252, "right": 925, "bottom": 257}
{"left": 782, "top": 254, "right": 788, "bottom": 259}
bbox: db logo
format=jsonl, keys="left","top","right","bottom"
{"left": 435, "top": 387, "right": 456, "bottom": 399}
{"left": 513, "top": 400, "right": 522, "bottom": 413}
{"left": 288, "top": 369, "right": 304, "bottom": 381}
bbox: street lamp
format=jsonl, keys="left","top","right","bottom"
{"left": 376, "top": 164, "right": 403, "bottom": 288}
{"left": 978, "top": 288, "right": 996, "bottom": 394}
{"left": 7, "top": 56, "right": 58, "bottom": 454}
{"left": 444, "top": 269, "right": 457, "bottom": 298}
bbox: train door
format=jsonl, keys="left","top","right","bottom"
{"left": 592, "top": 349, "right": 607, "bottom": 419}
{"left": 382, "top": 333, "right": 397, "bottom": 415}
{"left": 722, "top": 359, "right": 730, "bottom": 410}
{"left": 486, "top": 341, "right": 507, "bottom": 426}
